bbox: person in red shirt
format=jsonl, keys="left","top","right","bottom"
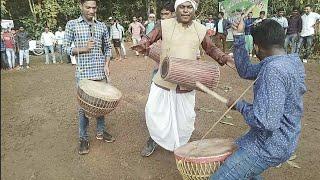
{"left": 2, "top": 28, "right": 16, "bottom": 70}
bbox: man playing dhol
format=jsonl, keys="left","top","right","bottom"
{"left": 133, "top": 0, "right": 234, "bottom": 157}
{"left": 63, "top": 0, "right": 115, "bottom": 155}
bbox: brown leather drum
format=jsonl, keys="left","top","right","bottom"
{"left": 77, "top": 79, "right": 122, "bottom": 117}
{"left": 160, "top": 57, "right": 220, "bottom": 91}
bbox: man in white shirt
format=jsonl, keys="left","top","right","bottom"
{"left": 41, "top": 27, "right": 56, "bottom": 64}
{"left": 55, "top": 26, "right": 65, "bottom": 63}
{"left": 297, "top": 4, "right": 320, "bottom": 62}
{"left": 271, "top": 8, "right": 288, "bottom": 31}
{"left": 110, "top": 19, "right": 126, "bottom": 61}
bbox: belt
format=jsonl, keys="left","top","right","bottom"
{"left": 154, "top": 83, "right": 192, "bottom": 94}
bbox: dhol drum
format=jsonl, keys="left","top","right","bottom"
{"left": 77, "top": 79, "right": 122, "bottom": 117}
{"left": 148, "top": 40, "right": 161, "bottom": 63}
{"left": 174, "top": 138, "right": 236, "bottom": 180}
{"left": 160, "top": 57, "right": 220, "bottom": 91}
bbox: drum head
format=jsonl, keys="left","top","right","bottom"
{"left": 79, "top": 79, "right": 122, "bottom": 101}
{"left": 174, "top": 138, "right": 236, "bottom": 163}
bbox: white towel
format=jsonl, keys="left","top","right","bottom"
{"left": 174, "top": 0, "right": 198, "bottom": 11}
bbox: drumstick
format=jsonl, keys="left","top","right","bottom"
{"left": 196, "top": 82, "right": 228, "bottom": 104}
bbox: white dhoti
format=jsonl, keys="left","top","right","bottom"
{"left": 145, "top": 83, "right": 196, "bottom": 151}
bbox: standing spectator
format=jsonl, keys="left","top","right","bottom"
{"left": 138, "top": 17, "right": 143, "bottom": 23}
{"left": 145, "top": 14, "right": 156, "bottom": 35}
{"left": 285, "top": 7, "right": 302, "bottom": 53}
{"left": 298, "top": 4, "right": 320, "bottom": 63}
{"left": 119, "top": 19, "right": 127, "bottom": 60}
{"left": 16, "top": 26, "right": 30, "bottom": 69}
{"left": 3, "top": 28, "right": 15, "bottom": 70}
{"left": 41, "top": 27, "right": 56, "bottom": 64}
{"left": 205, "top": 15, "right": 216, "bottom": 38}
{"left": 253, "top": 11, "right": 266, "bottom": 25}
{"left": 11, "top": 29, "right": 19, "bottom": 67}
{"left": 128, "top": 16, "right": 145, "bottom": 56}
{"left": 215, "top": 12, "right": 231, "bottom": 52}
{"left": 110, "top": 19, "right": 125, "bottom": 61}
{"left": 55, "top": 26, "right": 65, "bottom": 63}
{"left": 272, "top": 8, "right": 288, "bottom": 31}
{"left": 1, "top": 31, "right": 9, "bottom": 70}
{"left": 160, "top": 2, "right": 175, "bottom": 20}
{"left": 244, "top": 12, "right": 255, "bottom": 56}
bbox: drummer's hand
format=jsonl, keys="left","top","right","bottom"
{"left": 86, "top": 39, "right": 95, "bottom": 52}
{"left": 131, "top": 44, "right": 148, "bottom": 54}
{"left": 232, "top": 17, "right": 245, "bottom": 35}
{"left": 226, "top": 98, "right": 237, "bottom": 110}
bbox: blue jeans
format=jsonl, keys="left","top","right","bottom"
{"left": 210, "top": 148, "right": 269, "bottom": 180}
{"left": 44, "top": 45, "right": 56, "bottom": 64}
{"left": 76, "top": 78, "right": 106, "bottom": 140}
{"left": 284, "top": 33, "right": 299, "bottom": 53}
{"left": 297, "top": 35, "right": 314, "bottom": 59}
{"left": 56, "top": 44, "right": 64, "bottom": 62}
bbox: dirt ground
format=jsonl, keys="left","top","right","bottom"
{"left": 1, "top": 45, "right": 320, "bottom": 180}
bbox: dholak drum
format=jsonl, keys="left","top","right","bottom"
{"left": 148, "top": 40, "right": 161, "bottom": 63}
{"left": 77, "top": 79, "right": 122, "bottom": 117}
{"left": 161, "top": 57, "right": 220, "bottom": 91}
{"left": 174, "top": 138, "right": 236, "bottom": 180}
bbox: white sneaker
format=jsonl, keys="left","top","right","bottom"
{"left": 302, "top": 59, "right": 308, "bottom": 63}
{"left": 26, "top": 66, "right": 30, "bottom": 69}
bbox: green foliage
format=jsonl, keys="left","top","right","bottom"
{"left": 1, "top": 0, "right": 8, "bottom": 17}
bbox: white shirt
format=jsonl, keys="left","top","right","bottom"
{"left": 55, "top": 31, "right": 65, "bottom": 45}
{"left": 271, "top": 16, "right": 288, "bottom": 28}
{"left": 205, "top": 22, "right": 215, "bottom": 30}
{"left": 41, "top": 32, "right": 55, "bottom": 46}
{"left": 301, "top": 12, "right": 320, "bottom": 37}
{"left": 110, "top": 24, "right": 124, "bottom": 40}
{"left": 218, "top": 19, "right": 224, "bottom": 33}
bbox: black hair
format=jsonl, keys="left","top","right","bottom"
{"left": 277, "top": 7, "right": 285, "bottom": 12}
{"left": 218, "top": 12, "right": 224, "bottom": 16}
{"left": 162, "top": 2, "right": 175, "bottom": 13}
{"left": 292, "top": 7, "right": 299, "bottom": 11}
{"left": 305, "top": 4, "right": 312, "bottom": 8}
{"left": 260, "top": 11, "right": 265, "bottom": 15}
{"left": 251, "top": 19, "right": 285, "bottom": 50}
{"left": 80, "top": 0, "right": 97, "bottom": 4}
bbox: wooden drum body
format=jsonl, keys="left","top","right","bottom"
{"left": 160, "top": 57, "right": 220, "bottom": 91}
{"left": 77, "top": 79, "right": 122, "bottom": 117}
{"left": 148, "top": 41, "right": 161, "bottom": 63}
{"left": 174, "top": 138, "right": 236, "bottom": 180}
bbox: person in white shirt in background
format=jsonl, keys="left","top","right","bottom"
{"left": 272, "top": 8, "right": 288, "bottom": 31}
{"left": 41, "top": 27, "right": 56, "bottom": 64}
{"left": 110, "top": 18, "right": 126, "bottom": 61}
{"left": 297, "top": 4, "right": 320, "bottom": 63}
{"left": 55, "top": 26, "right": 65, "bottom": 63}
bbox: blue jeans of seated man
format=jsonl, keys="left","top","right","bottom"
{"left": 44, "top": 45, "right": 56, "bottom": 64}
{"left": 210, "top": 148, "right": 269, "bottom": 180}
{"left": 76, "top": 78, "right": 106, "bottom": 140}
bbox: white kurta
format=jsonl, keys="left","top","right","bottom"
{"left": 145, "top": 83, "right": 196, "bottom": 151}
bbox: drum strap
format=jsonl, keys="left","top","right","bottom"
{"left": 165, "top": 21, "right": 177, "bottom": 58}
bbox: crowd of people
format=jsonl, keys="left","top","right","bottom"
{"left": 202, "top": 5, "right": 320, "bottom": 63}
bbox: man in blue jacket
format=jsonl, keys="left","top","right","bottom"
{"left": 215, "top": 12, "right": 231, "bottom": 52}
